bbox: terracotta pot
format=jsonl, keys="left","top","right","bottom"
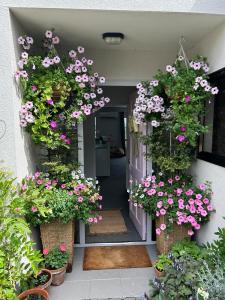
{"left": 18, "top": 288, "right": 49, "bottom": 299}
{"left": 154, "top": 267, "right": 165, "bottom": 278}
{"left": 37, "top": 269, "right": 52, "bottom": 290}
{"left": 49, "top": 264, "right": 67, "bottom": 286}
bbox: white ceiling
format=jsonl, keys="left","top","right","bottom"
{"left": 11, "top": 8, "right": 225, "bottom": 52}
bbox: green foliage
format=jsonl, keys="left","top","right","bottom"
{"left": 42, "top": 160, "right": 79, "bottom": 183}
{"left": 154, "top": 254, "right": 172, "bottom": 272}
{"left": 197, "top": 260, "right": 225, "bottom": 300}
{"left": 0, "top": 169, "right": 43, "bottom": 300}
{"left": 44, "top": 247, "right": 69, "bottom": 270}
{"left": 46, "top": 188, "right": 76, "bottom": 224}
{"left": 150, "top": 254, "right": 202, "bottom": 300}
{"left": 205, "top": 219, "right": 225, "bottom": 265}
{"left": 134, "top": 55, "right": 217, "bottom": 174}
{"left": 171, "top": 238, "right": 206, "bottom": 261}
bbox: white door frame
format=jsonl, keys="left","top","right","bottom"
{"left": 76, "top": 120, "right": 155, "bottom": 247}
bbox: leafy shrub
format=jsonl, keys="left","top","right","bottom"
{"left": 171, "top": 238, "right": 206, "bottom": 261}
{"left": 0, "top": 169, "right": 42, "bottom": 300}
{"left": 150, "top": 254, "right": 202, "bottom": 300}
{"left": 197, "top": 260, "right": 225, "bottom": 300}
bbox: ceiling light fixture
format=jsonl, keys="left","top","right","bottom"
{"left": 102, "top": 32, "right": 124, "bottom": 45}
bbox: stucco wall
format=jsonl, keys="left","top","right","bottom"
{"left": 189, "top": 20, "right": 225, "bottom": 243}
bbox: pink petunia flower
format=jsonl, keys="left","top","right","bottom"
{"left": 160, "top": 223, "right": 166, "bottom": 231}
{"left": 59, "top": 243, "right": 66, "bottom": 252}
{"left": 156, "top": 228, "right": 161, "bottom": 235}
{"left": 50, "top": 121, "right": 57, "bottom": 129}
{"left": 31, "top": 206, "right": 37, "bottom": 212}
{"left": 160, "top": 208, "right": 166, "bottom": 215}
{"left": 188, "top": 229, "right": 194, "bottom": 236}
{"left": 43, "top": 248, "right": 49, "bottom": 255}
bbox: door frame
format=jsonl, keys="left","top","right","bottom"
{"left": 76, "top": 116, "right": 155, "bottom": 247}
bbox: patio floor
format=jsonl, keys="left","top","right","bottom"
{"left": 48, "top": 245, "right": 156, "bottom": 300}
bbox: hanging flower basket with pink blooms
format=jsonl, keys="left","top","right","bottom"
{"left": 133, "top": 42, "right": 219, "bottom": 173}
{"left": 16, "top": 29, "right": 110, "bottom": 150}
{"left": 130, "top": 174, "right": 214, "bottom": 254}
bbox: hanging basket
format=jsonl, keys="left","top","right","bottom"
{"left": 156, "top": 216, "right": 190, "bottom": 254}
{"left": 40, "top": 220, "right": 75, "bottom": 272}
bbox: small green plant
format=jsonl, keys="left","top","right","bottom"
{"left": 43, "top": 245, "right": 69, "bottom": 270}
{"left": 154, "top": 254, "right": 172, "bottom": 272}
{"left": 150, "top": 253, "right": 202, "bottom": 300}
{"left": 205, "top": 219, "right": 225, "bottom": 265}
{"left": 34, "top": 273, "right": 49, "bottom": 286}
{"left": 171, "top": 238, "right": 206, "bottom": 260}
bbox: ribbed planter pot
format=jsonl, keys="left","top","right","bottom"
{"left": 49, "top": 264, "right": 67, "bottom": 286}
{"left": 156, "top": 216, "right": 190, "bottom": 254}
{"left": 40, "top": 220, "right": 75, "bottom": 272}
{"left": 154, "top": 267, "right": 165, "bottom": 278}
{"left": 18, "top": 288, "right": 49, "bottom": 299}
{"left": 37, "top": 269, "right": 52, "bottom": 290}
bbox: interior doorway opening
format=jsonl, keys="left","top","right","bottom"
{"left": 85, "top": 106, "right": 143, "bottom": 243}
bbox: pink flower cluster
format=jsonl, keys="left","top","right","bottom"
{"left": 19, "top": 101, "right": 35, "bottom": 127}
{"left": 132, "top": 175, "right": 213, "bottom": 237}
{"left": 66, "top": 47, "right": 110, "bottom": 118}
{"left": 133, "top": 82, "right": 164, "bottom": 126}
{"left": 193, "top": 74, "right": 219, "bottom": 95}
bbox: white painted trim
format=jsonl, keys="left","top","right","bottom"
{"left": 78, "top": 122, "right": 84, "bottom": 172}
{"left": 74, "top": 241, "right": 156, "bottom": 248}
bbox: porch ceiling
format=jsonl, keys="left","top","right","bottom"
{"left": 11, "top": 8, "right": 225, "bottom": 52}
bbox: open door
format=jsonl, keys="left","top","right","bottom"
{"left": 128, "top": 92, "right": 148, "bottom": 240}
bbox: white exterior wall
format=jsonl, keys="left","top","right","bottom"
{"left": 189, "top": 21, "right": 225, "bottom": 243}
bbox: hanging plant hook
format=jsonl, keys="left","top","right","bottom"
{"left": 176, "top": 36, "right": 190, "bottom": 69}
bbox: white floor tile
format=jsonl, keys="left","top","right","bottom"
{"left": 89, "top": 278, "right": 123, "bottom": 299}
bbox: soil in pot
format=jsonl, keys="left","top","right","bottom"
{"left": 49, "top": 264, "right": 67, "bottom": 286}
{"left": 35, "top": 269, "right": 52, "bottom": 290}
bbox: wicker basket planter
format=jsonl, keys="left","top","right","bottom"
{"left": 40, "top": 220, "right": 75, "bottom": 272}
{"left": 49, "top": 264, "right": 67, "bottom": 286}
{"left": 156, "top": 216, "right": 190, "bottom": 254}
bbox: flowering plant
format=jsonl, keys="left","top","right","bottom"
{"left": 43, "top": 244, "right": 69, "bottom": 270}
{"left": 130, "top": 174, "right": 213, "bottom": 236}
{"left": 16, "top": 30, "right": 109, "bottom": 149}
{"left": 20, "top": 170, "right": 102, "bottom": 225}
{"left": 133, "top": 55, "right": 218, "bottom": 172}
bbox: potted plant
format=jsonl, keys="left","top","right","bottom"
{"left": 34, "top": 269, "right": 52, "bottom": 290}
{"left": 0, "top": 169, "right": 43, "bottom": 300}
{"left": 133, "top": 55, "right": 218, "bottom": 174}
{"left": 131, "top": 174, "right": 213, "bottom": 253}
{"left": 16, "top": 30, "right": 110, "bottom": 150}
{"left": 18, "top": 288, "right": 49, "bottom": 300}
{"left": 43, "top": 245, "right": 69, "bottom": 286}
{"left": 154, "top": 254, "right": 172, "bottom": 277}
{"left": 21, "top": 169, "right": 103, "bottom": 272}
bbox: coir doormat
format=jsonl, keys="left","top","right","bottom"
{"left": 83, "top": 245, "right": 152, "bottom": 270}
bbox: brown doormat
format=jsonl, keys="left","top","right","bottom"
{"left": 83, "top": 245, "right": 152, "bottom": 270}
{"left": 89, "top": 210, "right": 127, "bottom": 235}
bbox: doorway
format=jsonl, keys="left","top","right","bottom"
{"left": 85, "top": 107, "right": 143, "bottom": 243}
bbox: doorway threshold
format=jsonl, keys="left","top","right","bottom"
{"left": 74, "top": 241, "right": 156, "bottom": 248}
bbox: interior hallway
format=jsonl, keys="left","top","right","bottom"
{"left": 86, "top": 157, "right": 142, "bottom": 243}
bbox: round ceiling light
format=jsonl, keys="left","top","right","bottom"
{"left": 102, "top": 32, "right": 125, "bottom": 45}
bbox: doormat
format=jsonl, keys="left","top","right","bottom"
{"left": 89, "top": 210, "right": 127, "bottom": 235}
{"left": 83, "top": 245, "right": 152, "bottom": 270}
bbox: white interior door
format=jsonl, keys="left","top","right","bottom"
{"left": 128, "top": 92, "right": 147, "bottom": 240}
